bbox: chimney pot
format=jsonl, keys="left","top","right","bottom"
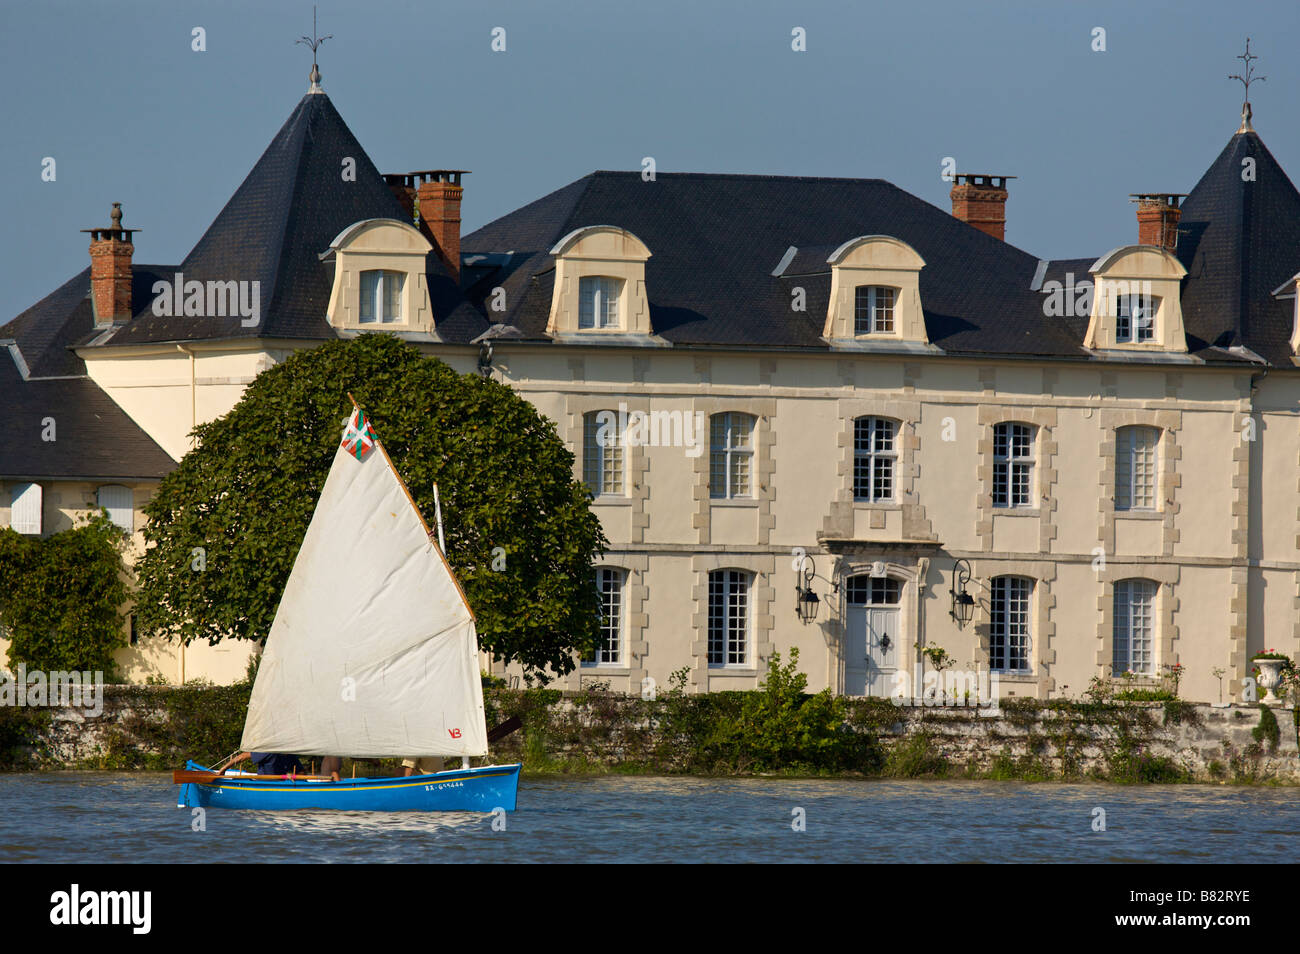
{"left": 81, "top": 202, "right": 138, "bottom": 326}
{"left": 950, "top": 173, "right": 1015, "bottom": 242}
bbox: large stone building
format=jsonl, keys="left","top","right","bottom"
{"left": 3, "top": 74, "right": 1298, "bottom": 702}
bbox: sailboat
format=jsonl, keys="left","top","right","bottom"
{"left": 174, "top": 399, "right": 521, "bottom": 812}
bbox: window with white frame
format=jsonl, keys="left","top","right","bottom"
{"left": 707, "top": 569, "right": 749, "bottom": 666}
{"left": 854, "top": 285, "right": 896, "bottom": 335}
{"left": 710, "top": 412, "right": 755, "bottom": 499}
{"left": 1116, "top": 426, "right": 1159, "bottom": 511}
{"left": 578, "top": 276, "right": 622, "bottom": 329}
{"left": 1113, "top": 579, "right": 1157, "bottom": 675}
{"left": 582, "top": 411, "right": 624, "bottom": 496}
{"left": 8, "top": 482, "right": 42, "bottom": 535}
{"left": 853, "top": 417, "right": 897, "bottom": 502}
{"left": 845, "top": 575, "right": 902, "bottom": 605}
{"left": 583, "top": 567, "right": 625, "bottom": 666}
{"left": 96, "top": 484, "right": 134, "bottom": 533}
{"left": 359, "top": 270, "right": 404, "bottom": 323}
{"left": 1116, "top": 294, "right": 1159, "bottom": 343}
{"left": 992, "top": 422, "right": 1035, "bottom": 508}
{"left": 989, "top": 576, "right": 1032, "bottom": 672}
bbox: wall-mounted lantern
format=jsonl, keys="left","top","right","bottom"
{"left": 794, "top": 554, "right": 837, "bottom": 624}
{"left": 950, "top": 558, "right": 975, "bottom": 625}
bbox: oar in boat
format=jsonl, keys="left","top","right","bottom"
{"left": 173, "top": 770, "right": 334, "bottom": 784}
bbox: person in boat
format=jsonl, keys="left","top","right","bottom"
{"left": 402, "top": 757, "right": 445, "bottom": 776}
{"left": 215, "top": 751, "right": 306, "bottom": 777}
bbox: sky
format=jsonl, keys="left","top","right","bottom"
{"left": 1, "top": 0, "right": 1297, "bottom": 322}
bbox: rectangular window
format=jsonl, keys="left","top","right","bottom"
{"left": 1116, "top": 295, "right": 1157, "bottom": 343}
{"left": 360, "top": 271, "right": 378, "bottom": 322}
{"left": 578, "top": 276, "right": 622, "bottom": 329}
{"left": 583, "top": 412, "right": 624, "bottom": 496}
{"left": 853, "top": 418, "right": 896, "bottom": 502}
{"left": 8, "top": 482, "right": 42, "bottom": 535}
{"left": 97, "top": 484, "right": 134, "bottom": 533}
{"left": 990, "top": 576, "right": 1032, "bottom": 672}
{"left": 854, "top": 286, "right": 896, "bottom": 335}
{"left": 845, "top": 575, "right": 902, "bottom": 605}
{"left": 584, "top": 568, "right": 624, "bottom": 666}
{"left": 710, "top": 413, "right": 755, "bottom": 499}
{"left": 1116, "top": 427, "right": 1158, "bottom": 511}
{"left": 1113, "top": 580, "right": 1157, "bottom": 675}
{"left": 359, "top": 270, "right": 403, "bottom": 323}
{"left": 708, "top": 570, "right": 749, "bottom": 666}
{"left": 992, "top": 423, "right": 1034, "bottom": 508}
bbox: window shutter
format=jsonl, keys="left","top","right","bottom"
{"left": 9, "top": 483, "right": 42, "bottom": 535}
{"left": 97, "top": 484, "right": 134, "bottom": 533}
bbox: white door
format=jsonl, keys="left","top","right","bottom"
{"left": 843, "top": 575, "right": 903, "bottom": 696}
{"left": 865, "top": 607, "right": 900, "bottom": 697}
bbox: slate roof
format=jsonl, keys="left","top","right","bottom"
{"left": 89, "top": 92, "right": 484, "bottom": 347}
{"left": 1174, "top": 131, "right": 1300, "bottom": 365}
{"left": 461, "top": 128, "right": 1300, "bottom": 366}
{"left": 0, "top": 273, "right": 176, "bottom": 480}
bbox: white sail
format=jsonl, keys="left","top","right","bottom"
{"left": 241, "top": 428, "right": 488, "bottom": 758}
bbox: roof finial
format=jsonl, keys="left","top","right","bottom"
{"left": 297, "top": 6, "right": 332, "bottom": 94}
{"left": 1228, "top": 37, "right": 1264, "bottom": 133}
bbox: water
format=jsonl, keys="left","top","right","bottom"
{"left": 1, "top": 772, "right": 1296, "bottom": 863}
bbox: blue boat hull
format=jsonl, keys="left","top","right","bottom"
{"left": 176, "top": 761, "right": 520, "bottom": 812}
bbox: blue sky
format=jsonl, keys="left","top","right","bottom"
{"left": 1, "top": 0, "right": 1297, "bottom": 321}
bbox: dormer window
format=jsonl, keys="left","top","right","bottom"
{"left": 854, "top": 286, "right": 896, "bottom": 335}
{"left": 578, "top": 276, "right": 622, "bottom": 329}
{"left": 546, "top": 227, "right": 653, "bottom": 337}
{"left": 1116, "top": 294, "right": 1159, "bottom": 343}
{"left": 1083, "top": 247, "right": 1187, "bottom": 352}
{"left": 359, "top": 270, "right": 405, "bottom": 324}
{"left": 322, "top": 219, "right": 432, "bottom": 332}
{"left": 824, "top": 236, "right": 927, "bottom": 344}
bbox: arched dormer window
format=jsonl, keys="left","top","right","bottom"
{"left": 825, "top": 236, "right": 927, "bottom": 344}
{"left": 548, "top": 226, "right": 652, "bottom": 336}
{"left": 1084, "top": 246, "right": 1187, "bottom": 352}
{"left": 322, "top": 219, "right": 433, "bottom": 332}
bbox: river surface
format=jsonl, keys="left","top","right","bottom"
{"left": 1, "top": 773, "right": 1296, "bottom": 863}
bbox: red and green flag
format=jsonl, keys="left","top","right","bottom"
{"left": 341, "top": 408, "right": 377, "bottom": 460}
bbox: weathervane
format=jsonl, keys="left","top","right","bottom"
{"left": 1228, "top": 38, "right": 1265, "bottom": 132}
{"left": 297, "top": 6, "right": 332, "bottom": 94}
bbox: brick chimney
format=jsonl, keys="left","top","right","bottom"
{"left": 950, "top": 174, "right": 1014, "bottom": 242}
{"left": 412, "top": 170, "right": 468, "bottom": 282}
{"left": 81, "top": 203, "right": 138, "bottom": 326}
{"left": 1130, "top": 193, "right": 1185, "bottom": 251}
{"left": 384, "top": 173, "right": 417, "bottom": 226}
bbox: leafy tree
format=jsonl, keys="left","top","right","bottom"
{"left": 134, "top": 333, "right": 607, "bottom": 679}
{"left": 0, "top": 513, "right": 129, "bottom": 675}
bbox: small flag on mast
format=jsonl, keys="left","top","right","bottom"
{"left": 341, "top": 408, "right": 377, "bottom": 460}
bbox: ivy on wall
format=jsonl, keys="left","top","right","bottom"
{"left": 0, "top": 512, "right": 129, "bottom": 676}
